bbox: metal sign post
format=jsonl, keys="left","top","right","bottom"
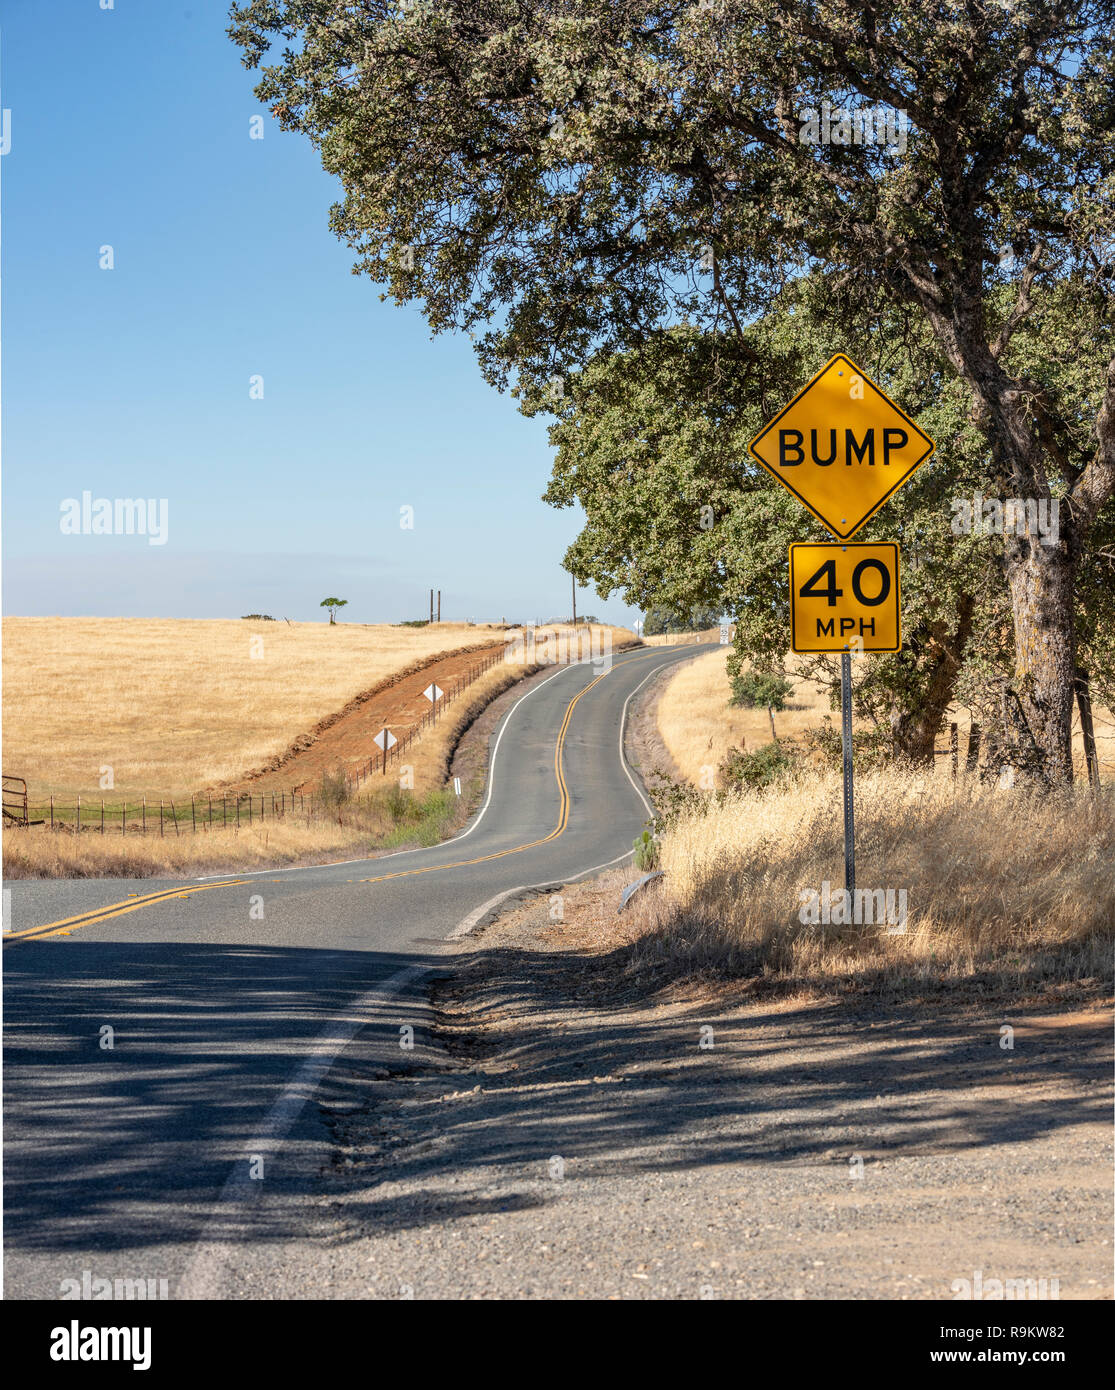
{"left": 841, "top": 652, "right": 855, "bottom": 895}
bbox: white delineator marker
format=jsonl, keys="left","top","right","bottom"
{"left": 423, "top": 682, "right": 444, "bottom": 723}
{"left": 373, "top": 726, "right": 397, "bottom": 773}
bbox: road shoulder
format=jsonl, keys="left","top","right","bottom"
{"left": 262, "top": 873, "right": 1113, "bottom": 1299}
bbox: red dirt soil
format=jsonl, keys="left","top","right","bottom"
{"left": 212, "top": 642, "right": 509, "bottom": 796}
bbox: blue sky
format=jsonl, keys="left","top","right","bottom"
{"left": 1, "top": 0, "right": 639, "bottom": 627}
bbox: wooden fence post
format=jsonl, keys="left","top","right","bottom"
{"left": 950, "top": 722, "right": 958, "bottom": 779}
{"left": 1075, "top": 667, "right": 1101, "bottom": 789}
{"left": 966, "top": 722, "right": 981, "bottom": 773}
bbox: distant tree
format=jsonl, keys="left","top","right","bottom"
{"left": 320, "top": 597, "right": 348, "bottom": 625}
{"left": 730, "top": 670, "right": 793, "bottom": 712}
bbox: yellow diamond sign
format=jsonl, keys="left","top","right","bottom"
{"left": 749, "top": 354, "right": 935, "bottom": 539}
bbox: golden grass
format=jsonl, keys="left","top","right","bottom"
{"left": 1, "top": 617, "right": 521, "bottom": 796}
{"left": 2, "top": 814, "right": 385, "bottom": 880}
{"left": 656, "top": 649, "right": 830, "bottom": 786}
{"left": 1, "top": 659, "right": 539, "bottom": 879}
{"left": 655, "top": 647, "right": 1115, "bottom": 787}
{"left": 635, "top": 769, "right": 1114, "bottom": 994}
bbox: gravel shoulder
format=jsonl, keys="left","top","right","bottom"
{"left": 255, "top": 872, "right": 1112, "bottom": 1300}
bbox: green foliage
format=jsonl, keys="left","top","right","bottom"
{"left": 718, "top": 743, "right": 796, "bottom": 793}
{"left": 633, "top": 829, "right": 659, "bottom": 871}
{"left": 228, "top": 2, "right": 1115, "bottom": 777}
{"left": 799, "top": 723, "right": 897, "bottom": 773}
{"left": 395, "top": 618, "right": 430, "bottom": 627}
{"left": 729, "top": 670, "right": 792, "bottom": 711}
{"left": 240, "top": 613, "right": 275, "bottom": 621}
{"left": 379, "top": 786, "right": 457, "bottom": 848}
{"left": 320, "top": 597, "right": 348, "bottom": 624}
{"left": 643, "top": 605, "right": 721, "bottom": 636}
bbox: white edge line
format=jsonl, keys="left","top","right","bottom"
{"left": 177, "top": 961, "right": 427, "bottom": 1299}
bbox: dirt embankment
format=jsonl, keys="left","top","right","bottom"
{"left": 214, "top": 643, "right": 508, "bottom": 793}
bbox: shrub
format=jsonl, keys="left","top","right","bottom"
{"left": 633, "top": 828, "right": 659, "bottom": 871}
{"left": 318, "top": 767, "right": 351, "bottom": 815}
{"left": 719, "top": 742, "right": 797, "bottom": 791}
{"left": 729, "top": 670, "right": 793, "bottom": 710}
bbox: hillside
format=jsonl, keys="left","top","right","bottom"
{"left": 1, "top": 617, "right": 510, "bottom": 797}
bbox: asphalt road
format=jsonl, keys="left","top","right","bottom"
{"left": 3, "top": 643, "right": 709, "bottom": 1299}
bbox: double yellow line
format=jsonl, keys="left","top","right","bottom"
{"left": 351, "top": 653, "right": 620, "bottom": 885}
{"left": 6, "top": 648, "right": 663, "bottom": 941}
{"left": 4, "top": 880, "right": 248, "bottom": 945}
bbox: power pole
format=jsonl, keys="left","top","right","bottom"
{"left": 437, "top": 589, "right": 441, "bottom": 623}
{"left": 429, "top": 588, "right": 434, "bottom": 624}
{"left": 571, "top": 574, "right": 577, "bottom": 626}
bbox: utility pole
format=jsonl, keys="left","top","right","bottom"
{"left": 437, "top": 589, "right": 441, "bottom": 623}
{"left": 429, "top": 588, "right": 434, "bottom": 624}
{"left": 571, "top": 574, "right": 577, "bottom": 626}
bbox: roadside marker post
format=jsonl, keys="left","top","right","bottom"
{"left": 373, "top": 726, "right": 397, "bottom": 774}
{"left": 423, "top": 682, "right": 444, "bottom": 724}
{"left": 750, "top": 355, "right": 934, "bottom": 895}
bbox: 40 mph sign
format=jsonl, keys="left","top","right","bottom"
{"left": 749, "top": 354, "right": 934, "bottom": 539}
{"left": 789, "top": 543, "right": 901, "bottom": 654}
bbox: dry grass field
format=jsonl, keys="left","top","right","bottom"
{"left": 656, "top": 648, "right": 831, "bottom": 786}
{"left": 1, "top": 617, "right": 513, "bottom": 797}
{"left": 636, "top": 768, "right": 1114, "bottom": 994}
{"left": 656, "top": 646, "right": 1115, "bottom": 788}
{"left": 1, "top": 658, "right": 539, "bottom": 879}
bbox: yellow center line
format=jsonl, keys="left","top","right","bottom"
{"left": 352, "top": 648, "right": 661, "bottom": 885}
{"left": 3, "top": 880, "right": 250, "bottom": 944}
{"left": 4, "top": 646, "right": 669, "bottom": 941}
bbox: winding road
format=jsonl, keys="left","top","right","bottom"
{"left": 3, "top": 642, "right": 707, "bottom": 1299}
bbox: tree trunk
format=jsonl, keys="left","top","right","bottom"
{"left": 901, "top": 306, "right": 1110, "bottom": 789}
{"left": 1002, "top": 532, "right": 1076, "bottom": 784}
{"left": 887, "top": 601, "right": 975, "bottom": 765}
